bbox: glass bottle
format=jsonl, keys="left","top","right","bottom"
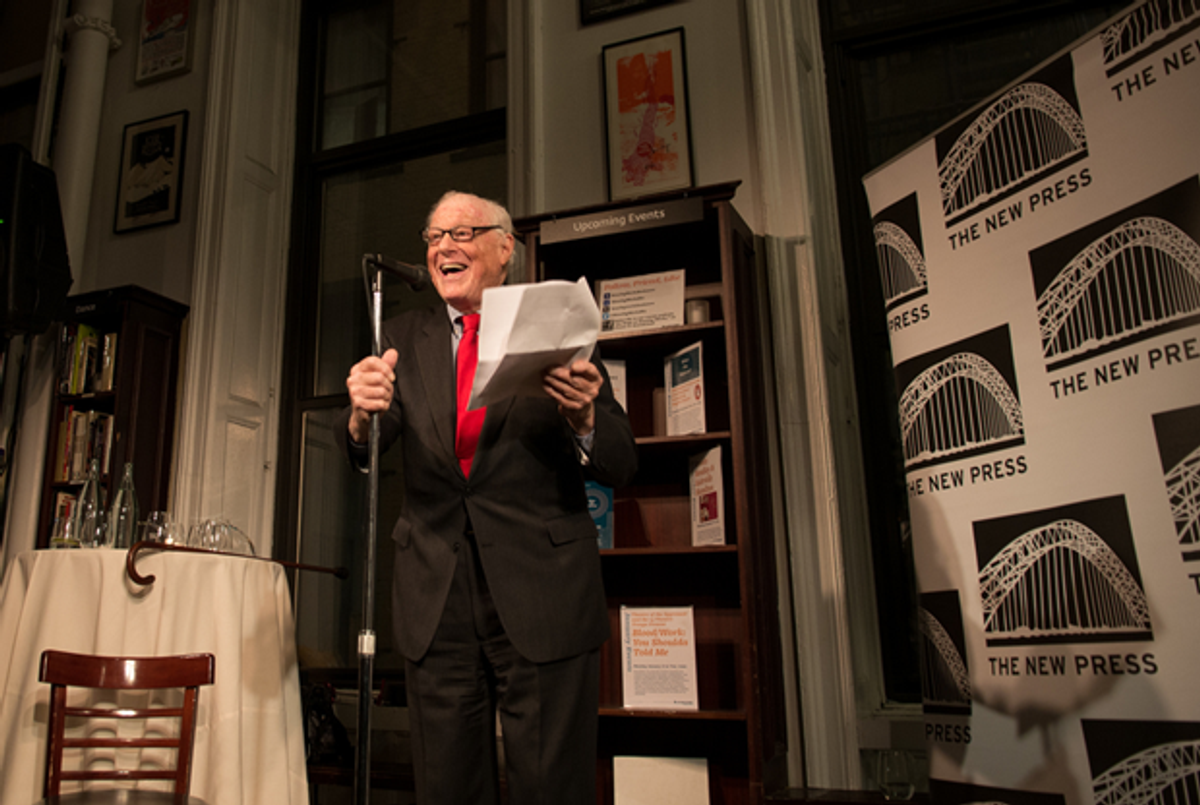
{"left": 72, "top": 458, "right": 104, "bottom": 548}
{"left": 109, "top": 462, "right": 139, "bottom": 550}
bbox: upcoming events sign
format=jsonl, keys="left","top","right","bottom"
{"left": 862, "top": 3, "right": 1200, "bottom": 805}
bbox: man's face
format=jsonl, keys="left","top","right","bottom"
{"left": 426, "top": 194, "right": 514, "bottom": 314}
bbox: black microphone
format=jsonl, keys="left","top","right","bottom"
{"left": 364, "top": 253, "right": 429, "bottom": 291}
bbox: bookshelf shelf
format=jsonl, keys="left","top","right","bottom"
{"left": 635, "top": 431, "right": 733, "bottom": 447}
{"left": 598, "top": 707, "right": 748, "bottom": 721}
{"left": 58, "top": 391, "right": 118, "bottom": 403}
{"left": 601, "top": 544, "right": 739, "bottom": 557}
{"left": 36, "top": 286, "right": 189, "bottom": 548}
{"left": 597, "top": 318, "right": 725, "bottom": 345}
{"left": 514, "top": 181, "right": 785, "bottom": 804}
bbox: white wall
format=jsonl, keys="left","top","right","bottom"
{"left": 532, "top": 0, "right": 762, "bottom": 229}
{"left": 75, "top": 0, "right": 211, "bottom": 304}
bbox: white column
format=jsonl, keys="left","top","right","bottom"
{"left": 50, "top": 0, "right": 121, "bottom": 274}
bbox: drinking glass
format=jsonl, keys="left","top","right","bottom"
{"left": 139, "top": 511, "right": 170, "bottom": 543}
{"left": 161, "top": 521, "right": 186, "bottom": 546}
{"left": 49, "top": 517, "right": 80, "bottom": 549}
{"left": 78, "top": 511, "right": 108, "bottom": 549}
{"left": 878, "top": 750, "right": 915, "bottom": 801}
{"left": 188, "top": 519, "right": 220, "bottom": 550}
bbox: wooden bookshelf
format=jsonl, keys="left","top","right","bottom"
{"left": 514, "top": 182, "right": 787, "bottom": 803}
{"left": 36, "top": 286, "right": 188, "bottom": 548}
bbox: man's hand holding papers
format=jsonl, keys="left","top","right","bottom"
{"left": 470, "top": 278, "right": 601, "bottom": 429}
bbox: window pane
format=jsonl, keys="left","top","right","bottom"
{"left": 292, "top": 406, "right": 369, "bottom": 668}
{"left": 292, "top": 405, "right": 412, "bottom": 672}
{"left": 320, "top": 0, "right": 507, "bottom": 149}
{"left": 321, "top": 3, "right": 390, "bottom": 149}
{"left": 314, "top": 145, "right": 508, "bottom": 397}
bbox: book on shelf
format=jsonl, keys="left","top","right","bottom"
{"left": 72, "top": 324, "right": 98, "bottom": 394}
{"left": 620, "top": 605, "right": 698, "bottom": 711}
{"left": 56, "top": 324, "right": 74, "bottom": 394}
{"left": 613, "top": 756, "right": 709, "bottom": 805}
{"left": 95, "top": 332, "right": 118, "bottom": 392}
{"left": 60, "top": 410, "right": 114, "bottom": 481}
{"left": 93, "top": 412, "right": 114, "bottom": 476}
{"left": 664, "top": 341, "right": 705, "bottom": 436}
{"left": 54, "top": 406, "right": 73, "bottom": 481}
{"left": 68, "top": 410, "right": 90, "bottom": 480}
{"left": 603, "top": 359, "right": 627, "bottom": 412}
{"left": 53, "top": 490, "right": 76, "bottom": 525}
{"left": 586, "top": 482, "right": 614, "bottom": 549}
{"left": 80, "top": 330, "right": 100, "bottom": 393}
{"left": 597, "top": 270, "right": 685, "bottom": 334}
{"left": 689, "top": 446, "right": 724, "bottom": 546}
{"left": 59, "top": 323, "right": 106, "bottom": 395}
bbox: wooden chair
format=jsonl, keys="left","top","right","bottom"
{"left": 38, "top": 650, "right": 215, "bottom": 805}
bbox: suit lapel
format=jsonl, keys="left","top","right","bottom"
{"left": 414, "top": 311, "right": 458, "bottom": 467}
{"left": 472, "top": 395, "right": 515, "bottom": 477}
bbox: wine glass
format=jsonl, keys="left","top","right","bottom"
{"left": 222, "top": 522, "right": 256, "bottom": 556}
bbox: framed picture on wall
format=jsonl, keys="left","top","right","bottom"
{"left": 602, "top": 28, "right": 694, "bottom": 202}
{"left": 581, "top": 0, "right": 675, "bottom": 26}
{"left": 114, "top": 110, "right": 188, "bottom": 233}
{"left": 135, "top": 0, "right": 194, "bottom": 84}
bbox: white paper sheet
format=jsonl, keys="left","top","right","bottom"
{"left": 469, "top": 277, "right": 600, "bottom": 408}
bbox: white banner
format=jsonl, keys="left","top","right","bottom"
{"left": 862, "top": 3, "right": 1200, "bottom": 805}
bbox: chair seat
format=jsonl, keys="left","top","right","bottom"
{"left": 39, "top": 791, "right": 208, "bottom": 805}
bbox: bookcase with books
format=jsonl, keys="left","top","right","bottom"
{"left": 36, "top": 286, "right": 189, "bottom": 548}
{"left": 513, "top": 182, "right": 787, "bottom": 804}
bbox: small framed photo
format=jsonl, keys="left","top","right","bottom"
{"left": 135, "top": 0, "right": 194, "bottom": 84}
{"left": 603, "top": 28, "right": 693, "bottom": 202}
{"left": 581, "top": 0, "right": 675, "bottom": 26}
{"left": 114, "top": 111, "right": 188, "bottom": 233}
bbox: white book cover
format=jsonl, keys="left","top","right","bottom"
{"left": 620, "top": 605, "right": 698, "bottom": 711}
{"left": 603, "top": 359, "right": 627, "bottom": 411}
{"left": 689, "top": 446, "right": 724, "bottom": 546}
{"left": 664, "top": 341, "right": 705, "bottom": 435}
{"left": 614, "top": 756, "right": 709, "bottom": 805}
{"left": 597, "top": 270, "right": 685, "bottom": 334}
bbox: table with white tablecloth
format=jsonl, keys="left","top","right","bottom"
{"left": 0, "top": 548, "right": 310, "bottom": 804}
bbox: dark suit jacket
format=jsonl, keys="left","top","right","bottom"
{"left": 338, "top": 305, "right": 638, "bottom": 664}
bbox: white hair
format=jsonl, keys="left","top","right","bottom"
{"left": 427, "top": 190, "right": 512, "bottom": 233}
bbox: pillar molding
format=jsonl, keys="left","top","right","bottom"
{"left": 51, "top": 0, "right": 119, "bottom": 284}
{"left": 63, "top": 13, "right": 122, "bottom": 47}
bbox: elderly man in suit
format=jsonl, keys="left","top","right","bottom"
{"left": 340, "top": 190, "right": 638, "bottom": 804}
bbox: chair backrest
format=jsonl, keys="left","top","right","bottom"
{"left": 39, "top": 649, "right": 215, "bottom": 800}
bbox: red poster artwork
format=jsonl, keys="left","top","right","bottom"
{"left": 616, "top": 48, "right": 679, "bottom": 188}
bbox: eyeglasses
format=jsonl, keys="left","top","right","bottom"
{"left": 420, "top": 225, "right": 504, "bottom": 245}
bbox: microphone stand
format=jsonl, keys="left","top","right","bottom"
{"left": 354, "top": 254, "right": 427, "bottom": 805}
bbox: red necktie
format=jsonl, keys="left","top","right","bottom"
{"left": 455, "top": 314, "right": 486, "bottom": 476}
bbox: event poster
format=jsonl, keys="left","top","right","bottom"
{"left": 862, "top": 2, "right": 1200, "bottom": 804}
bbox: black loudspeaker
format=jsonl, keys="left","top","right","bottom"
{"left": 0, "top": 143, "right": 73, "bottom": 337}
